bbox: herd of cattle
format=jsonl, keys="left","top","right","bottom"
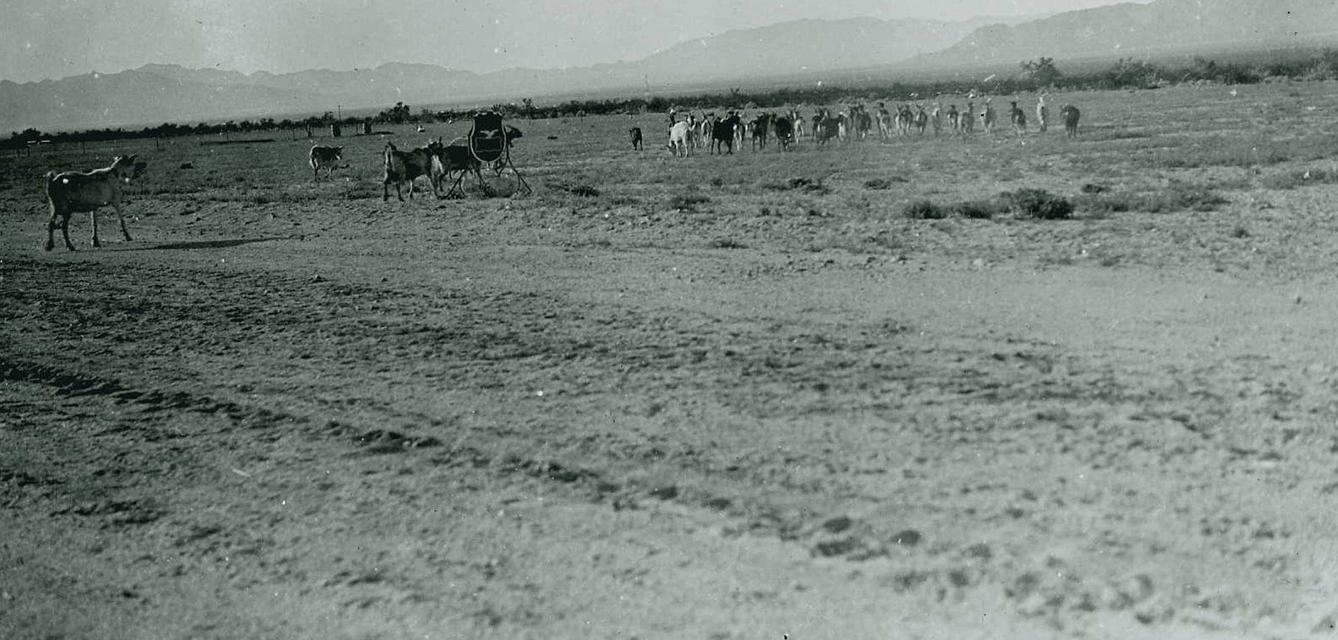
{"left": 39, "top": 97, "right": 1081, "bottom": 251}
{"left": 649, "top": 97, "right": 1081, "bottom": 156}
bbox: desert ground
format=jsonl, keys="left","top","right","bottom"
{"left": 4, "top": 81, "right": 1338, "bottom": 640}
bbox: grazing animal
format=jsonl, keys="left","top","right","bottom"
{"left": 814, "top": 110, "right": 841, "bottom": 145}
{"left": 980, "top": 100, "right": 997, "bottom": 134}
{"left": 667, "top": 121, "right": 691, "bottom": 157}
{"left": 751, "top": 113, "right": 772, "bottom": 151}
{"left": 44, "top": 155, "right": 144, "bottom": 251}
{"left": 946, "top": 105, "right": 960, "bottom": 133}
{"left": 1009, "top": 101, "right": 1027, "bottom": 136}
{"left": 629, "top": 127, "right": 644, "bottom": 150}
{"left": 382, "top": 140, "right": 443, "bottom": 201}
{"left": 914, "top": 106, "right": 929, "bottom": 135}
{"left": 308, "top": 145, "right": 343, "bottom": 182}
{"left": 772, "top": 116, "right": 795, "bottom": 151}
{"left": 930, "top": 103, "right": 943, "bottom": 135}
{"left": 789, "top": 110, "right": 806, "bottom": 143}
{"left": 963, "top": 101, "right": 976, "bottom": 133}
{"left": 1061, "top": 104, "right": 1081, "bottom": 138}
{"left": 1036, "top": 96, "right": 1050, "bottom": 133}
{"left": 895, "top": 106, "right": 913, "bottom": 136}
{"left": 711, "top": 113, "right": 741, "bottom": 155}
{"left": 875, "top": 105, "right": 893, "bottom": 139}
{"left": 431, "top": 141, "right": 485, "bottom": 197}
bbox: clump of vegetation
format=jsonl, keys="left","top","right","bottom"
{"left": 1076, "top": 185, "right": 1229, "bottom": 214}
{"left": 903, "top": 200, "right": 947, "bottom": 220}
{"left": 669, "top": 193, "right": 710, "bottom": 211}
{"left": 1261, "top": 168, "right": 1338, "bottom": 190}
{"left": 764, "top": 177, "right": 832, "bottom": 195}
{"left": 707, "top": 237, "right": 747, "bottom": 249}
{"left": 863, "top": 177, "right": 907, "bottom": 191}
{"left": 545, "top": 181, "right": 601, "bottom": 197}
{"left": 1001, "top": 189, "right": 1073, "bottom": 220}
{"left": 951, "top": 200, "right": 1004, "bottom": 220}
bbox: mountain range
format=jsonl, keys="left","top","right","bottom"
{"left": 2, "top": 0, "right": 1332, "bottom": 133}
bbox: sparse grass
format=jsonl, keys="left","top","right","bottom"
{"left": 863, "top": 177, "right": 906, "bottom": 190}
{"left": 1077, "top": 185, "right": 1228, "bottom": 214}
{"left": 1261, "top": 167, "right": 1338, "bottom": 190}
{"left": 707, "top": 237, "right": 747, "bottom": 249}
{"left": 763, "top": 177, "right": 832, "bottom": 195}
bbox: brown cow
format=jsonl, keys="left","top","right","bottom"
{"left": 45, "top": 155, "right": 144, "bottom": 251}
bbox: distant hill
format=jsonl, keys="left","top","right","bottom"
{"left": 919, "top": 0, "right": 1338, "bottom": 70}
{"left": 0, "top": 15, "right": 1012, "bottom": 133}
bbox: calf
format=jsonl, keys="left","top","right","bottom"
{"left": 431, "top": 141, "right": 485, "bottom": 197}
{"left": 751, "top": 113, "right": 772, "bottom": 151}
{"left": 45, "top": 155, "right": 144, "bottom": 251}
{"left": 1061, "top": 104, "right": 1081, "bottom": 138}
{"left": 772, "top": 116, "right": 795, "bottom": 151}
{"left": 629, "top": 127, "right": 644, "bottom": 150}
{"left": 1009, "top": 101, "right": 1027, "bottom": 136}
{"left": 980, "top": 100, "right": 997, "bottom": 134}
{"left": 667, "top": 121, "right": 691, "bottom": 157}
{"left": 711, "top": 113, "right": 741, "bottom": 155}
{"left": 383, "top": 140, "right": 443, "bottom": 201}
{"left": 308, "top": 145, "right": 343, "bottom": 182}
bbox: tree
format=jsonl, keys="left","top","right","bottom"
{"left": 1020, "top": 57, "right": 1062, "bottom": 86}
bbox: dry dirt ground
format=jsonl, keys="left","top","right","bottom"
{"left": 5, "top": 82, "right": 1338, "bottom": 640}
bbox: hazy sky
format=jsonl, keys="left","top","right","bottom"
{"left": 1, "top": 0, "right": 1149, "bottom": 83}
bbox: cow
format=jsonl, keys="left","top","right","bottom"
{"left": 1009, "top": 101, "right": 1027, "bottom": 136}
{"left": 630, "top": 127, "right": 644, "bottom": 150}
{"left": 383, "top": 140, "right": 443, "bottom": 201}
{"left": 431, "top": 140, "right": 486, "bottom": 198}
{"left": 1061, "top": 104, "right": 1081, "bottom": 138}
{"left": 813, "top": 110, "right": 841, "bottom": 145}
{"left": 789, "top": 110, "right": 806, "bottom": 144}
{"left": 44, "top": 155, "right": 144, "bottom": 251}
{"left": 668, "top": 121, "right": 691, "bottom": 157}
{"left": 772, "top": 116, "right": 795, "bottom": 151}
{"left": 1036, "top": 95, "right": 1050, "bottom": 133}
{"left": 711, "top": 113, "right": 741, "bottom": 155}
{"left": 980, "top": 100, "right": 997, "bottom": 134}
{"left": 308, "top": 145, "right": 343, "bottom": 182}
{"left": 895, "top": 106, "right": 913, "bottom": 136}
{"left": 751, "top": 113, "right": 772, "bottom": 151}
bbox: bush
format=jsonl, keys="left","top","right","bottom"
{"left": 669, "top": 193, "right": 710, "bottom": 211}
{"left": 903, "top": 200, "right": 946, "bottom": 219}
{"left": 1002, "top": 189, "right": 1073, "bottom": 220}
{"left": 951, "top": 200, "right": 1004, "bottom": 220}
{"left": 764, "top": 177, "right": 832, "bottom": 195}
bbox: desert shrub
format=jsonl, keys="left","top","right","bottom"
{"left": 1077, "top": 185, "right": 1227, "bottom": 214}
{"left": 951, "top": 200, "right": 1004, "bottom": 220}
{"left": 1002, "top": 189, "right": 1073, "bottom": 220}
{"left": 903, "top": 200, "right": 946, "bottom": 220}
{"left": 764, "top": 177, "right": 832, "bottom": 195}
{"left": 669, "top": 193, "right": 710, "bottom": 211}
{"left": 707, "top": 237, "right": 747, "bottom": 249}
{"left": 1147, "top": 185, "right": 1228, "bottom": 212}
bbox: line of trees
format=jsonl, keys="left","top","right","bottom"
{"left": 8, "top": 48, "right": 1338, "bottom": 148}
